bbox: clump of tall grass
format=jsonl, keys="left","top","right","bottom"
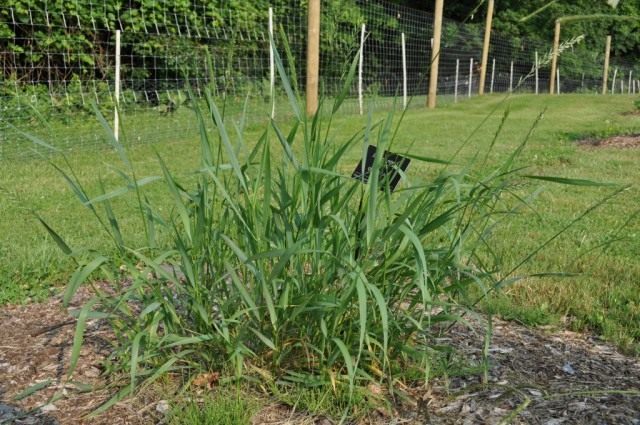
{"left": 31, "top": 46, "right": 621, "bottom": 417}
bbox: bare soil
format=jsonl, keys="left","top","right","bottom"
{"left": 577, "top": 134, "right": 640, "bottom": 149}
{"left": 1, "top": 293, "right": 639, "bottom": 425}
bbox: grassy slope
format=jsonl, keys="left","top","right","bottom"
{"left": 1, "top": 93, "right": 639, "bottom": 352}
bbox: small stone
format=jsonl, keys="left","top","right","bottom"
{"left": 528, "top": 389, "right": 543, "bottom": 397}
{"left": 562, "top": 362, "right": 576, "bottom": 375}
{"left": 17, "top": 417, "right": 38, "bottom": 424}
{"left": 83, "top": 366, "right": 101, "bottom": 378}
{"left": 41, "top": 404, "right": 58, "bottom": 413}
{"left": 489, "top": 347, "right": 513, "bottom": 354}
{"left": 156, "top": 400, "right": 170, "bottom": 414}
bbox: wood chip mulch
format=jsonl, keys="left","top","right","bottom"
{"left": 1, "top": 293, "right": 639, "bottom": 424}
{"left": 0, "top": 289, "right": 158, "bottom": 425}
{"left": 413, "top": 317, "right": 640, "bottom": 424}
{"left": 577, "top": 134, "right": 640, "bottom": 149}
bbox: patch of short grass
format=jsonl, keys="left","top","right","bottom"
{"left": 169, "top": 390, "right": 261, "bottom": 425}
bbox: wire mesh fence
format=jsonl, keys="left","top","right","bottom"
{"left": 1, "top": 0, "right": 638, "bottom": 160}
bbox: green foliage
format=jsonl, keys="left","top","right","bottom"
{"left": 395, "top": 0, "right": 639, "bottom": 71}
{"left": 494, "top": 1, "right": 640, "bottom": 64}
{"left": 0, "top": 0, "right": 271, "bottom": 97}
{"left": 28, "top": 49, "right": 628, "bottom": 417}
{"left": 169, "top": 391, "right": 260, "bottom": 425}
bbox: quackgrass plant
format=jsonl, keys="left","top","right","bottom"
{"left": 30, "top": 45, "right": 622, "bottom": 417}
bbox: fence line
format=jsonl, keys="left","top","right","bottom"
{"left": 0, "top": 0, "right": 638, "bottom": 160}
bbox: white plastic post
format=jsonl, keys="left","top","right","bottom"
{"left": 401, "top": 32, "right": 407, "bottom": 110}
{"left": 114, "top": 29, "right": 121, "bottom": 141}
{"left": 490, "top": 58, "right": 495, "bottom": 93}
{"left": 359, "top": 23, "right": 365, "bottom": 115}
{"left": 611, "top": 68, "right": 618, "bottom": 94}
{"left": 454, "top": 58, "right": 459, "bottom": 103}
{"left": 556, "top": 68, "right": 560, "bottom": 94}
{"left": 269, "top": 7, "right": 275, "bottom": 119}
{"left": 509, "top": 60, "right": 514, "bottom": 93}
{"left": 468, "top": 58, "right": 473, "bottom": 98}
{"left": 535, "top": 51, "right": 539, "bottom": 94}
{"left": 621, "top": 78, "right": 624, "bottom": 95}
{"left": 628, "top": 71, "right": 633, "bottom": 94}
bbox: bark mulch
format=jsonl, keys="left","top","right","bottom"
{"left": 577, "top": 134, "right": 640, "bottom": 149}
{"left": 1, "top": 294, "right": 639, "bottom": 424}
{"left": 0, "top": 289, "right": 158, "bottom": 425}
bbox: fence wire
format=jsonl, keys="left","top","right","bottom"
{"left": 0, "top": 0, "right": 638, "bottom": 160}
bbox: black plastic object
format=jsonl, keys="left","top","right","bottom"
{"left": 351, "top": 145, "right": 411, "bottom": 192}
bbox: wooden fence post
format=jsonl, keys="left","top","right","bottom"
{"left": 468, "top": 58, "right": 473, "bottom": 97}
{"left": 402, "top": 32, "right": 407, "bottom": 109}
{"left": 306, "top": 0, "right": 320, "bottom": 116}
{"left": 114, "top": 30, "right": 121, "bottom": 141}
{"left": 358, "top": 23, "right": 366, "bottom": 115}
{"left": 269, "top": 7, "right": 275, "bottom": 118}
{"left": 479, "top": 0, "right": 494, "bottom": 95}
{"left": 535, "top": 51, "right": 539, "bottom": 94}
{"left": 490, "top": 58, "right": 495, "bottom": 93}
{"left": 427, "top": 0, "right": 444, "bottom": 109}
{"left": 454, "top": 58, "right": 459, "bottom": 102}
{"left": 602, "top": 35, "right": 611, "bottom": 95}
{"left": 549, "top": 20, "right": 560, "bottom": 94}
{"left": 509, "top": 60, "right": 514, "bottom": 92}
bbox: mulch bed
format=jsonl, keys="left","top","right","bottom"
{"left": 0, "top": 288, "right": 158, "bottom": 425}
{"left": 577, "top": 134, "right": 640, "bottom": 149}
{"left": 1, "top": 293, "right": 639, "bottom": 424}
{"left": 417, "top": 318, "right": 640, "bottom": 424}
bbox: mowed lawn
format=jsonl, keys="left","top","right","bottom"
{"left": 1, "top": 93, "right": 639, "bottom": 353}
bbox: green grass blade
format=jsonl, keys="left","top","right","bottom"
{"left": 64, "top": 256, "right": 108, "bottom": 307}
{"left": 156, "top": 152, "right": 192, "bottom": 243}
{"left": 332, "top": 337, "right": 355, "bottom": 393}
{"left": 92, "top": 102, "right": 131, "bottom": 169}
{"left": 523, "top": 175, "right": 617, "bottom": 187}
{"left": 130, "top": 332, "right": 143, "bottom": 390}
{"left": 332, "top": 53, "right": 360, "bottom": 114}
{"left": 33, "top": 213, "right": 73, "bottom": 256}
{"left": 89, "top": 385, "right": 134, "bottom": 417}
{"left": 13, "top": 379, "right": 53, "bottom": 401}
{"left": 250, "top": 328, "right": 276, "bottom": 351}
{"left": 86, "top": 176, "right": 161, "bottom": 205}
{"left": 270, "top": 31, "right": 301, "bottom": 121}
{"left": 224, "top": 261, "right": 260, "bottom": 322}
{"left": 367, "top": 284, "right": 389, "bottom": 362}
{"left": 68, "top": 298, "right": 98, "bottom": 378}
{"left": 205, "top": 91, "right": 249, "bottom": 192}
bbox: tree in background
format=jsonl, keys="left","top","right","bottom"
{"left": 394, "top": 0, "right": 639, "bottom": 61}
